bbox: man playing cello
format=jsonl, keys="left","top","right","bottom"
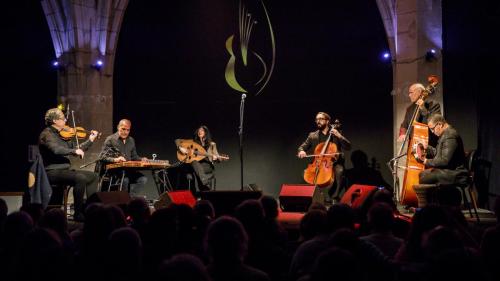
{"left": 298, "top": 112, "right": 351, "bottom": 204}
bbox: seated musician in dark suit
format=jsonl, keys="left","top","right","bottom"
{"left": 176, "top": 125, "right": 221, "bottom": 192}
{"left": 416, "top": 114, "right": 468, "bottom": 186}
{"left": 99, "top": 119, "right": 147, "bottom": 197}
{"left": 39, "top": 108, "right": 99, "bottom": 221}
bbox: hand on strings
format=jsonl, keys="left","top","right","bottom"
{"left": 75, "top": 149, "right": 85, "bottom": 157}
{"left": 415, "top": 143, "right": 426, "bottom": 163}
{"left": 178, "top": 146, "right": 189, "bottom": 154}
{"left": 298, "top": 151, "right": 307, "bottom": 159}
{"left": 416, "top": 98, "right": 425, "bottom": 109}
{"left": 89, "top": 130, "right": 99, "bottom": 142}
{"left": 114, "top": 156, "right": 127, "bottom": 162}
{"left": 397, "top": 134, "right": 406, "bottom": 142}
{"left": 330, "top": 127, "right": 342, "bottom": 138}
{"left": 141, "top": 157, "right": 148, "bottom": 162}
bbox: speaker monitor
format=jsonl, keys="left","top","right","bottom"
{"left": 279, "top": 184, "right": 321, "bottom": 212}
{"left": 200, "top": 190, "right": 262, "bottom": 217}
{"left": 340, "top": 184, "right": 378, "bottom": 209}
{"left": 154, "top": 190, "right": 196, "bottom": 210}
{"left": 86, "top": 191, "right": 131, "bottom": 207}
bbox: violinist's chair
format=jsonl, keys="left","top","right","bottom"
{"left": 29, "top": 144, "right": 73, "bottom": 215}
{"left": 413, "top": 149, "right": 480, "bottom": 222}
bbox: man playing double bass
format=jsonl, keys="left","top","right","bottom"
{"left": 398, "top": 83, "right": 441, "bottom": 146}
{"left": 298, "top": 112, "right": 351, "bottom": 203}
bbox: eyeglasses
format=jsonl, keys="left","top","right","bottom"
{"left": 429, "top": 124, "right": 439, "bottom": 132}
{"left": 315, "top": 118, "right": 327, "bottom": 121}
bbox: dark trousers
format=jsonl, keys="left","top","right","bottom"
{"left": 419, "top": 168, "right": 467, "bottom": 185}
{"left": 46, "top": 169, "right": 98, "bottom": 215}
{"left": 191, "top": 160, "right": 215, "bottom": 191}
{"left": 320, "top": 164, "right": 345, "bottom": 201}
{"left": 121, "top": 171, "right": 147, "bottom": 197}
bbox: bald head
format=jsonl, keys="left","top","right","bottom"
{"left": 117, "top": 119, "right": 131, "bottom": 139}
{"left": 408, "top": 83, "right": 426, "bottom": 103}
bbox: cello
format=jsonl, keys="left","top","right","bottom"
{"left": 303, "top": 120, "right": 342, "bottom": 187}
{"left": 399, "top": 76, "right": 439, "bottom": 206}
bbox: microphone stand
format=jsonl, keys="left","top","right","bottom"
{"left": 79, "top": 146, "right": 116, "bottom": 169}
{"left": 239, "top": 93, "right": 247, "bottom": 191}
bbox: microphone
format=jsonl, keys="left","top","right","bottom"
{"left": 242, "top": 93, "right": 247, "bottom": 100}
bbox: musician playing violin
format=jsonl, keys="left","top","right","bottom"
{"left": 39, "top": 108, "right": 99, "bottom": 221}
{"left": 298, "top": 112, "right": 351, "bottom": 203}
{"left": 176, "top": 125, "right": 220, "bottom": 191}
{"left": 398, "top": 83, "right": 441, "bottom": 145}
{"left": 99, "top": 119, "right": 148, "bottom": 197}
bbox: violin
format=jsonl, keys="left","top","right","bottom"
{"left": 303, "top": 120, "right": 342, "bottom": 187}
{"left": 59, "top": 126, "right": 100, "bottom": 140}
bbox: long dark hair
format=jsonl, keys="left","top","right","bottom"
{"left": 194, "top": 125, "right": 213, "bottom": 145}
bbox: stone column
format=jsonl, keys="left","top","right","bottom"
{"left": 41, "top": 0, "right": 128, "bottom": 168}
{"left": 377, "top": 0, "right": 443, "bottom": 200}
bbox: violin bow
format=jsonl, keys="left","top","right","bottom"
{"left": 70, "top": 110, "right": 82, "bottom": 159}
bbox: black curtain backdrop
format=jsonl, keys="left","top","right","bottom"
{"left": 113, "top": 0, "right": 392, "bottom": 197}
{"left": 2, "top": 0, "right": 498, "bottom": 206}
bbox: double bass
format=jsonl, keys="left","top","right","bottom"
{"left": 399, "top": 76, "right": 439, "bottom": 206}
{"left": 303, "top": 120, "right": 342, "bottom": 187}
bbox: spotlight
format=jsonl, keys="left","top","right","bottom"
{"left": 51, "top": 60, "right": 65, "bottom": 71}
{"left": 425, "top": 49, "right": 438, "bottom": 62}
{"left": 381, "top": 51, "right": 391, "bottom": 62}
{"left": 92, "top": 59, "right": 104, "bottom": 70}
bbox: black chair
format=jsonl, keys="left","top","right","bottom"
{"left": 412, "top": 149, "right": 480, "bottom": 222}
{"left": 462, "top": 149, "right": 480, "bottom": 222}
{"left": 47, "top": 184, "right": 72, "bottom": 215}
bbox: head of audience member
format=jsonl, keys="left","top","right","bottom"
{"left": 205, "top": 216, "right": 248, "bottom": 265}
{"left": 14, "top": 227, "right": 66, "bottom": 280}
{"left": 422, "top": 225, "right": 464, "bottom": 261}
{"left": 371, "top": 188, "right": 397, "bottom": 210}
{"left": 38, "top": 208, "right": 68, "bottom": 238}
{"left": 367, "top": 202, "right": 395, "bottom": 233}
{"left": 193, "top": 199, "right": 215, "bottom": 220}
{"left": 0, "top": 198, "right": 7, "bottom": 229}
{"left": 128, "top": 197, "right": 151, "bottom": 226}
{"left": 157, "top": 253, "right": 211, "bottom": 281}
{"left": 326, "top": 203, "right": 355, "bottom": 233}
{"left": 20, "top": 203, "right": 44, "bottom": 226}
{"left": 105, "top": 227, "right": 143, "bottom": 278}
{"left": 234, "top": 199, "right": 265, "bottom": 234}
{"left": 2, "top": 211, "right": 34, "bottom": 249}
{"left": 260, "top": 195, "right": 280, "bottom": 220}
{"left": 309, "top": 247, "right": 359, "bottom": 281}
{"left": 299, "top": 209, "right": 328, "bottom": 241}
{"left": 308, "top": 201, "right": 328, "bottom": 212}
